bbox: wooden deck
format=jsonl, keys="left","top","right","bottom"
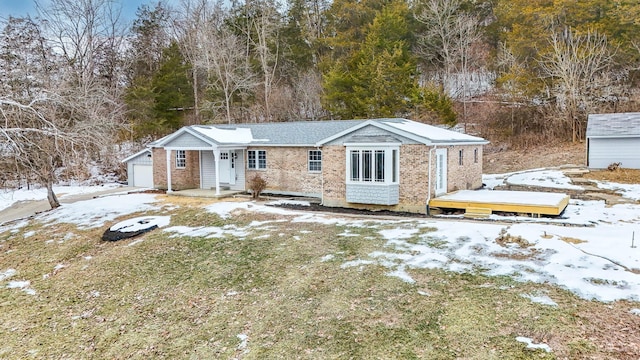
{"left": 429, "top": 190, "right": 570, "bottom": 217}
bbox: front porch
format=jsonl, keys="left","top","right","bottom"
{"left": 168, "top": 188, "right": 246, "bottom": 199}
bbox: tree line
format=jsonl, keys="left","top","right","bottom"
{"left": 1, "top": 0, "right": 639, "bottom": 206}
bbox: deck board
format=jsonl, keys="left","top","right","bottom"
{"left": 429, "top": 190, "right": 570, "bottom": 216}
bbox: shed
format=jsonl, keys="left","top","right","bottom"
{"left": 122, "top": 149, "right": 153, "bottom": 187}
{"left": 586, "top": 113, "right": 640, "bottom": 169}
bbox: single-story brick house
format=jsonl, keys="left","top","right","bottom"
{"left": 137, "top": 118, "right": 488, "bottom": 213}
{"left": 586, "top": 112, "right": 640, "bottom": 169}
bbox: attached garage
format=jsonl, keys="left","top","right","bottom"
{"left": 123, "top": 149, "right": 154, "bottom": 187}
{"left": 586, "top": 113, "right": 640, "bottom": 169}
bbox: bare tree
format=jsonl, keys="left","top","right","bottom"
{"left": 36, "top": 0, "right": 127, "bottom": 92}
{"left": 0, "top": 0, "right": 128, "bottom": 207}
{"left": 414, "top": 0, "right": 482, "bottom": 110}
{"left": 173, "top": 0, "right": 209, "bottom": 122}
{"left": 538, "top": 28, "right": 615, "bottom": 142}
{"left": 0, "top": 98, "right": 99, "bottom": 208}
{"left": 244, "top": 0, "right": 282, "bottom": 122}
{"left": 293, "top": 70, "right": 325, "bottom": 120}
{"left": 175, "top": 0, "right": 257, "bottom": 124}
{"left": 198, "top": 24, "right": 257, "bottom": 124}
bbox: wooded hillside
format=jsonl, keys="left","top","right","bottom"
{"left": 1, "top": 0, "right": 640, "bottom": 186}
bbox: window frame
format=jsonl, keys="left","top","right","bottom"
{"left": 175, "top": 150, "right": 186, "bottom": 169}
{"left": 459, "top": 149, "right": 464, "bottom": 166}
{"left": 346, "top": 146, "right": 399, "bottom": 185}
{"left": 474, "top": 148, "right": 478, "bottom": 163}
{"left": 247, "top": 150, "right": 267, "bottom": 170}
{"left": 308, "top": 150, "right": 322, "bottom": 172}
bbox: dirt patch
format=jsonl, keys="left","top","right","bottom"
{"left": 560, "top": 236, "right": 587, "bottom": 244}
{"left": 495, "top": 228, "right": 532, "bottom": 248}
{"left": 584, "top": 169, "right": 640, "bottom": 184}
{"left": 484, "top": 142, "right": 585, "bottom": 174}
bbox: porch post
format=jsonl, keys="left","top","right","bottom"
{"left": 213, "top": 149, "right": 221, "bottom": 195}
{"left": 165, "top": 149, "right": 172, "bottom": 193}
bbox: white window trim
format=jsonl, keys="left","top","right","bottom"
{"left": 345, "top": 145, "right": 399, "bottom": 185}
{"left": 175, "top": 150, "right": 186, "bottom": 169}
{"left": 308, "top": 150, "right": 322, "bottom": 173}
{"left": 247, "top": 149, "right": 267, "bottom": 170}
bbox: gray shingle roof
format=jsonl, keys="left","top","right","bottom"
{"left": 207, "top": 120, "right": 364, "bottom": 145}
{"left": 587, "top": 113, "right": 640, "bottom": 137}
{"left": 154, "top": 118, "right": 487, "bottom": 148}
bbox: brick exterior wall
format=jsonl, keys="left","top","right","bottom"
{"left": 446, "top": 145, "right": 483, "bottom": 192}
{"left": 152, "top": 148, "right": 201, "bottom": 190}
{"left": 322, "top": 144, "right": 484, "bottom": 214}
{"left": 321, "top": 145, "right": 347, "bottom": 201}
{"left": 245, "top": 147, "right": 323, "bottom": 196}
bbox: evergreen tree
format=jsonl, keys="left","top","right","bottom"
{"left": 151, "top": 42, "right": 195, "bottom": 134}
{"left": 323, "top": 1, "right": 420, "bottom": 119}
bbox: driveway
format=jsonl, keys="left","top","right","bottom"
{"left": 0, "top": 187, "right": 141, "bottom": 225}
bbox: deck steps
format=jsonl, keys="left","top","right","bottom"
{"left": 464, "top": 207, "right": 492, "bottom": 219}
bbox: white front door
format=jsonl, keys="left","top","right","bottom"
{"left": 219, "top": 151, "right": 231, "bottom": 183}
{"left": 435, "top": 148, "right": 447, "bottom": 196}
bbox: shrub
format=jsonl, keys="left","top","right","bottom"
{"left": 249, "top": 174, "right": 267, "bottom": 199}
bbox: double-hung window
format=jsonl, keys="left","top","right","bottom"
{"left": 175, "top": 150, "right": 186, "bottom": 168}
{"left": 347, "top": 147, "right": 399, "bottom": 184}
{"left": 308, "top": 150, "right": 322, "bottom": 172}
{"left": 248, "top": 150, "right": 267, "bottom": 170}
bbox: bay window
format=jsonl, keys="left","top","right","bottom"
{"left": 347, "top": 146, "right": 399, "bottom": 184}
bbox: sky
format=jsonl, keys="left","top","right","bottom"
{"left": 0, "top": 0, "right": 176, "bottom": 22}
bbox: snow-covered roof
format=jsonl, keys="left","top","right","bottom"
{"left": 378, "top": 118, "right": 487, "bottom": 144}
{"left": 191, "top": 126, "right": 256, "bottom": 144}
{"left": 587, "top": 112, "right": 640, "bottom": 138}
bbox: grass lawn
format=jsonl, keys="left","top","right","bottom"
{"left": 0, "top": 197, "right": 638, "bottom": 359}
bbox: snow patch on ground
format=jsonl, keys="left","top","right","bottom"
{"left": 267, "top": 200, "right": 310, "bottom": 207}
{"left": 41, "top": 194, "right": 162, "bottom": 229}
{"left": 521, "top": 293, "right": 558, "bottom": 307}
{"left": 0, "top": 183, "right": 123, "bottom": 212}
{"left": 515, "top": 336, "right": 552, "bottom": 352}
{"left": 595, "top": 181, "right": 640, "bottom": 201}
{"left": 7, "top": 280, "right": 36, "bottom": 295}
{"left": 507, "top": 170, "right": 582, "bottom": 190}
{"left": 237, "top": 334, "right": 248, "bottom": 351}
{"left": 0, "top": 268, "right": 16, "bottom": 281}
{"left": 164, "top": 225, "right": 249, "bottom": 239}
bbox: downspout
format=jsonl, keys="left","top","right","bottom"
{"left": 426, "top": 145, "right": 437, "bottom": 215}
{"left": 318, "top": 146, "right": 324, "bottom": 205}
{"left": 165, "top": 149, "right": 172, "bottom": 193}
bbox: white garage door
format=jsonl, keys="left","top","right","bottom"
{"left": 132, "top": 164, "right": 153, "bottom": 187}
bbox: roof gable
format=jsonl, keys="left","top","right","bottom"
{"left": 152, "top": 127, "right": 216, "bottom": 147}
{"left": 316, "top": 118, "right": 487, "bottom": 146}
{"left": 121, "top": 149, "right": 151, "bottom": 163}
{"left": 587, "top": 112, "right": 640, "bottom": 138}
